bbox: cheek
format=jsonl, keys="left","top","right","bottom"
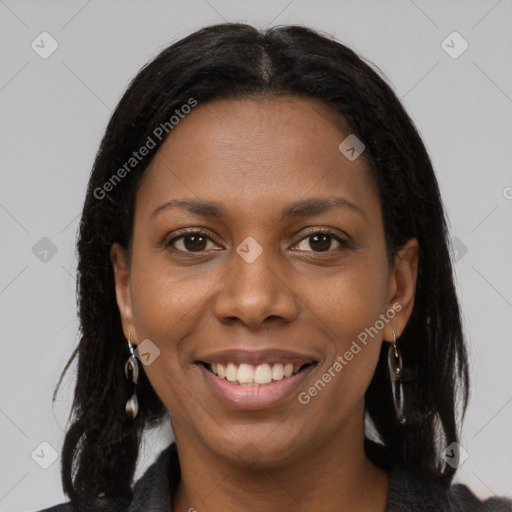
{"left": 127, "top": 251, "right": 203, "bottom": 385}
{"left": 129, "top": 248, "right": 209, "bottom": 342}
{"left": 306, "top": 256, "right": 389, "bottom": 343}
{"left": 128, "top": 258, "right": 205, "bottom": 415}
{"left": 300, "top": 255, "right": 389, "bottom": 395}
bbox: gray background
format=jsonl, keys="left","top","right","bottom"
{"left": 1, "top": 1, "right": 511, "bottom": 510}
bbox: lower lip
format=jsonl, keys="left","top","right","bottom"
{"left": 198, "top": 364, "right": 316, "bottom": 410}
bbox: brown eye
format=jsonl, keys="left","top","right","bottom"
{"left": 294, "top": 230, "right": 350, "bottom": 253}
{"left": 182, "top": 234, "right": 207, "bottom": 251}
{"left": 309, "top": 233, "right": 333, "bottom": 252}
{"left": 167, "top": 231, "right": 218, "bottom": 252}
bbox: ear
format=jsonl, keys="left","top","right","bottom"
{"left": 382, "top": 237, "right": 419, "bottom": 343}
{"left": 110, "top": 242, "right": 137, "bottom": 343}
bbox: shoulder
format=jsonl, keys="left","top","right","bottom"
{"left": 365, "top": 439, "right": 512, "bottom": 511}
{"left": 388, "top": 467, "right": 512, "bottom": 511}
{"left": 32, "top": 499, "right": 123, "bottom": 512}
{"left": 33, "top": 506, "right": 72, "bottom": 512}
{"left": 32, "top": 443, "right": 179, "bottom": 512}
{"left": 32, "top": 497, "right": 126, "bottom": 512}
{"left": 451, "top": 484, "right": 512, "bottom": 512}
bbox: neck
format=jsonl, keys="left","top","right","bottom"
{"left": 171, "top": 420, "right": 389, "bottom": 512}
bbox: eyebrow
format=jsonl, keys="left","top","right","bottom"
{"left": 151, "top": 197, "right": 365, "bottom": 220}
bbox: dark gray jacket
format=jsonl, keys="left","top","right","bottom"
{"left": 36, "top": 442, "right": 512, "bottom": 511}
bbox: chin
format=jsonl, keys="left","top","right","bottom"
{"left": 203, "top": 424, "right": 311, "bottom": 469}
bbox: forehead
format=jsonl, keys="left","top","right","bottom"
{"left": 136, "top": 96, "right": 379, "bottom": 225}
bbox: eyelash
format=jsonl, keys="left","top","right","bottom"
{"left": 165, "top": 228, "right": 351, "bottom": 253}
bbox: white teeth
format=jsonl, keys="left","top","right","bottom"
{"left": 272, "top": 363, "right": 284, "bottom": 381}
{"left": 225, "top": 362, "right": 238, "bottom": 382}
{"left": 237, "top": 363, "right": 254, "bottom": 384}
{"left": 208, "top": 361, "right": 308, "bottom": 386}
{"left": 254, "top": 363, "right": 272, "bottom": 384}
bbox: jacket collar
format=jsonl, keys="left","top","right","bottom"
{"left": 125, "top": 443, "right": 178, "bottom": 512}
{"left": 122, "top": 441, "right": 459, "bottom": 512}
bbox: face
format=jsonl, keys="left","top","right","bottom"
{"left": 111, "top": 96, "right": 418, "bottom": 467}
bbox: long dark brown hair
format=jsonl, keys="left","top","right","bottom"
{"left": 53, "top": 22, "right": 469, "bottom": 510}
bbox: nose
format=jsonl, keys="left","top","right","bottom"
{"left": 213, "top": 244, "right": 300, "bottom": 329}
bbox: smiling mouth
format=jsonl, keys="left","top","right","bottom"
{"left": 201, "top": 361, "right": 317, "bottom": 386}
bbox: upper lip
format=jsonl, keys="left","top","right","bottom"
{"left": 196, "top": 349, "right": 319, "bottom": 366}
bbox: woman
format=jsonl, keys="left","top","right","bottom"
{"left": 39, "top": 23, "right": 511, "bottom": 511}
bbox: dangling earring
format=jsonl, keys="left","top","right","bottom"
{"left": 388, "top": 330, "right": 406, "bottom": 425}
{"left": 124, "top": 334, "right": 139, "bottom": 419}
